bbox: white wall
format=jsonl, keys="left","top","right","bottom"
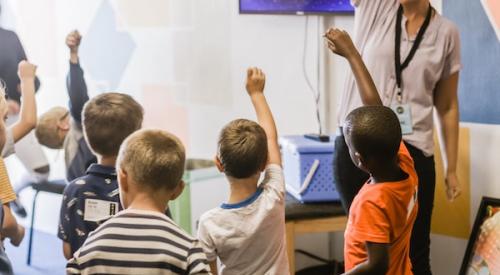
{"left": 1, "top": 0, "right": 345, "bottom": 271}
{"left": 4, "top": 0, "right": 499, "bottom": 274}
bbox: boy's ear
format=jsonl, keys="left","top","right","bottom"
{"left": 57, "top": 120, "right": 70, "bottom": 131}
{"left": 170, "top": 180, "right": 185, "bottom": 201}
{"left": 214, "top": 156, "right": 224, "bottom": 173}
{"left": 354, "top": 152, "right": 366, "bottom": 169}
{"left": 118, "top": 167, "right": 129, "bottom": 193}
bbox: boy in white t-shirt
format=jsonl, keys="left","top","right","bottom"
{"left": 197, "top": 67, "right": 289, "bottom": 275}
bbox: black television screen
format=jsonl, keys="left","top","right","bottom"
{"left": 239, "top": 0, "right": 354, "bottom": 14}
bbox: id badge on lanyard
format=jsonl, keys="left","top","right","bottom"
{"left": 393, "top": 3, "right": 433, "bottom": 135}
{"left": 391, "top": 90, "right": 413, "bottom": 135}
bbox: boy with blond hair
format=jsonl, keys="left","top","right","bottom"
{"left": 197, "top": 67, "right": 289, "bottom": 274}
{"left": 0, "top": 60, "right": 37, "bottom": 274}
{"left": 325, "top": 28, "right": 418, "bottom": 275}
{"left": 35, "top": 30, "right": 96, "bottom": 181}
{"left": 67, "top": 129, "right": 211, "bottom": 274}
{"left": 1, "top": 60, "right": 38, "bottom": 248}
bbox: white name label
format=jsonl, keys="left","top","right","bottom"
{"left": 84, "top": 199, "right": 118, "bottom": 222}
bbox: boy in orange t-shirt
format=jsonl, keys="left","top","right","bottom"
{"left": 325, "top": 28, "right": 418, "bottom": 274}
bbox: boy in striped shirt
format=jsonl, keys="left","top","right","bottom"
{"left": 67, "top": 129, "right": 210, "bottom": 275}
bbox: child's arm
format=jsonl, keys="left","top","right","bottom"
{"left": 8, "top": 61, "right": 37, "bottom": 143}
{"left": 0, "top": 159, "right": 25, "bottom": 246}
{"left": 343, "top": 242, "right": 389, "bottom": 275}
{"left": 246, "top": 67, "right": 281, "bottom": 166}
{"left": 325, "top": 28, "right": 382, "bottom": 106}
{"left": 65, "top": 30, "right": 89, "bottom": 124}
{"left": 58, "top": 185, "right": 75, "bottom": 259}
{"left": 2, "top": 205, "right": 25, "bottom": 247}
{"left": 209, "top": 261, "right": 218, "bottom": 274}
{"left": 63, "top": 241, "right": 72, "bottom": 259}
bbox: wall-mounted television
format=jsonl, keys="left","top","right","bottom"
{"left": 239, "top": 0, "right": 354, "bottom": 15}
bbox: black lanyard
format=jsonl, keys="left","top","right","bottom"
{"left": 395, "top": 4, "right": 433, "bottom": 102}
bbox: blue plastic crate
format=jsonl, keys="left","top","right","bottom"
{"left": 279, "top": 135, "right": 339, "bottom": 203}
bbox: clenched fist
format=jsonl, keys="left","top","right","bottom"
{"left": 66, "top": 30, "right": 82, "bottom": 54}
{"left": 324, "top": 28, "right": 357, "bottom": 59}
{"left": 18, "top": 60, "right": 37, "bottom": 81}
{"left": 245, "top": 67, "right": 266, "bottom": 96}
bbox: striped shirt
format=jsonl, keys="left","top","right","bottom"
{"left": 0, "top": 158, "right": 16, "bottom": 204}
{"left": 67, "top": 209, "right": 211, "bottom": 275}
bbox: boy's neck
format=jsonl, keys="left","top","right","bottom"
{"left": 98, "top": 155, "right": 117, "bottom": 167}
{"left": 227, "top": 175, "right": 260, "bottom": 204}
{"left": 369, "top": 160, "right": 408, "bottom": 184}
{"left": 127, "top": 192, "right": 169, "bottom": 214}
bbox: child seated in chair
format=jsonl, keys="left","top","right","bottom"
{"left": 197, "top": 67, "right": 289, "bottom": 274}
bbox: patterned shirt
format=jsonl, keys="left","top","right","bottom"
{"left": 58, "top": 164, "right": 121, "bottom": 255}
{"left": 67, "top": 209, "right": 211, "bottom": 275}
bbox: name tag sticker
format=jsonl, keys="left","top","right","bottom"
{"left": 84, "top": 199, "right": 118, "bottom": 222}
{"left": 391, "top": 104, "right": 413, "bottom": 135}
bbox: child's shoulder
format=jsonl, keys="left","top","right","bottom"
{"left": 114, "top": 210, "right": 197, "bottom": 242}
{"left": 64, "top": 176, "right": 91, "bottom": 194}
{"left": 63, "top": 174, "right": 104, "bottom": 198}
{"left": 199, "top": 207, "right": 225, "bottom": 224}
{"left": 357, "top": 185, "right": 397, "bottom": 209}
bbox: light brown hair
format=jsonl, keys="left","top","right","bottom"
{"left": 218, "top": 119, "right": 268, "bottom": 179}
{"left": 35, "top": 106, "right": 68, "bottom": 149}
{"left": 82, "top": 93, "right": 143, "bottom": 157}
{"left": 118, "top": 129, "right": 186, "bottom": 191}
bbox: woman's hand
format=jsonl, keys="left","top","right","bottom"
{"left": 445, "top": 171, "right": 461, "bottom": 201}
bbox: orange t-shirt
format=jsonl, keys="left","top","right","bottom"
{"left": 344, "top": 143, "right": 418, "bottom": 274}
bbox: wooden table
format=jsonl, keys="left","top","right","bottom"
{"left": 285, "top": 195, "right": 347, "bottom": 274}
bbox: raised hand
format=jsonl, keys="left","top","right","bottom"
{"left": 324, "top": 28, "right": 357, "bottom": 59}
{"left": 18, "top": 60, "right": 37, "bottom": 81}
{"left": 245, "top": 67, "right": 266, "bottom": 96}
{"left": 66, "top": 30, "right": 82, "bottom": 54}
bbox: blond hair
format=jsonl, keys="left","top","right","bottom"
{"left": 118, "top": 129, "right": 186, "bottom": 191}
{"left": 218, "top": 119, "right": 268, "bottom": 178}
{"left": 82, "top": 93, "right": 143, "bottom": 157}
{"left": 35, "top": 106, "right": 68, "bottom": 149}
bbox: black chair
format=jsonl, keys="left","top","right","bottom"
{"left": 26, "top": 180, "right": 67, "bottom": 266}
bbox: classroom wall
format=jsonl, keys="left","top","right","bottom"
{"left": 2, "top": 0, "right": 499, "bottom": 274}
{"left": 0, "top": 0, "right": 338, "bottom": 271}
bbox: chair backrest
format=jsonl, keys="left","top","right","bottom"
{"left": 0, "top": 201, "right": 14, "bottom": 275}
